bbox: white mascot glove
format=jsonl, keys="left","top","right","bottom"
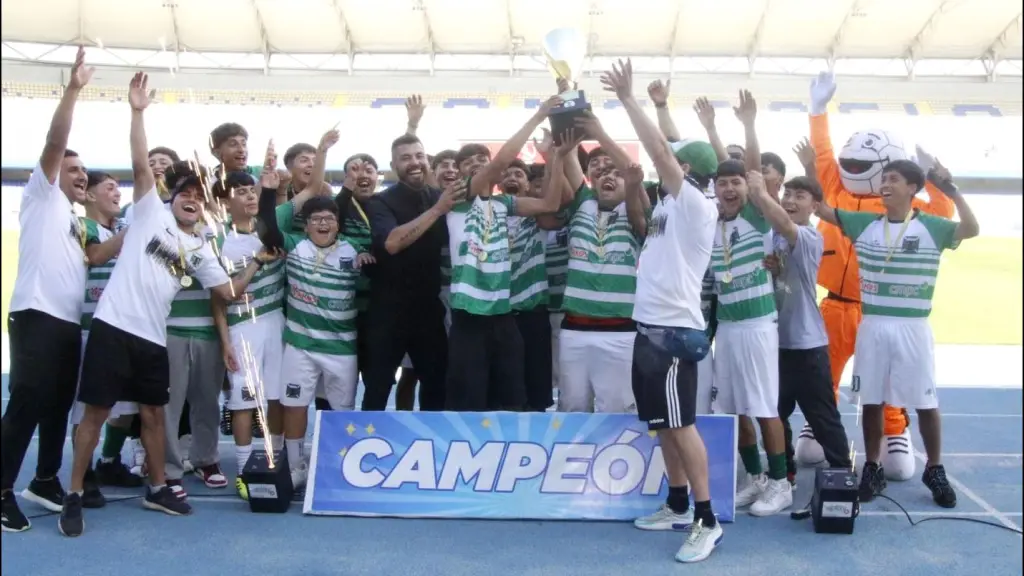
{"left": 914, "top": 144, "right": 937, "bottom": 175}
{"left": 809, "top": 72, "right": 837, "bottom": 116}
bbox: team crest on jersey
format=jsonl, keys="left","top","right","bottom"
{"left": 730, "top": 228, "right": 740, "bottom": 246}
{"left": 338, "top": 256, "right": 355, "bottom": 270}
{"left": 556, "top": 229, "right": 568, "bottom": 247}
{"left": 285, "top": 384, "right": 301, "bottom": 399}
{"left": 902, "top": 236, "right": 920, "bottom": 253}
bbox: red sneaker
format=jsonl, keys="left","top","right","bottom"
{"left": 195, "top": 464, "right": 228, "bottom": 489}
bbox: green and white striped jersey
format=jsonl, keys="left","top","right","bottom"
{"left": 836, "top": 208, "right": 959, "bottom": 318}
{"left": 508, "top": 215, "right": 548, "bottom": 311}
{"left": 447, "top": 194, "right": 518, "bottom": 316}
{"left": 710, "top": 202, "right": 777, "bottom": 323}
{"left": 562, "top": 186, "right": 640, "bottom": 319}
{"left": 166, "top": 225, "right": 220, "bottom": 340}
{"left": 80, "top": 218, "right": 124, "bottom": 331}
{"left": 279, "top": 203, "right": 361, "bottom": 355}
{"left": 341, "top": 196, "right": 372, "bottom": 313}
{"left": 216, "top": 212, "right": 288, "bottom": 327}
{"left": 545, "top": 228, "right": 569, "bottom": 312}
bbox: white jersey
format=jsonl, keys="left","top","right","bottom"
{"left": 632, "top": 179, "right": 717, "bottom": 329}
{"left": 9, "top": 164, "right": 88, "bottom": 324}
{"left": 94, "top": 188, "right": 230, "bottom": 346}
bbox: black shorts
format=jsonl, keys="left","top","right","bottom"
{"left": 631, "top": 332, "right": 698, "bottom": 430}
{"left": 78, "top": 318, "right": 171, "bottom": 408}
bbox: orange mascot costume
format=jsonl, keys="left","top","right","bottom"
{"left": 794, "top": 73, "right": 954, "bottom": 481}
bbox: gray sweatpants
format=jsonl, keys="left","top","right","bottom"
{"left": 164, "top": 335, "right": 225, "bottom": 480}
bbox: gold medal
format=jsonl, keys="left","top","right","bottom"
{"left": 722, "top": 271, "right": 733, "bottom": 284}
{"left": 180, "top": 276, "right": 193, "bottom": 288}
{"left": 477, "top": 250, "right": 488, "bottom": 262}
{"left": 719, "top": 220, "right": 734, "bottom": 285}
{"left": 881, "top": 210, "right": 914, "bottom": 275}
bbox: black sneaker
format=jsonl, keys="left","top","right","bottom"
{"left": 858, "top": 461, "right": 887, "bottom": 502}
{"left": 58, "top": 492, "right": 84, "bottom": 537}
{"left": 143, "top": 486, "right": 193, "bottom": 516}
{"left": 1, "top": 491, "right": 31, "bottom": 532}
{"left": 21, "top": 476, "right": 66, "bottom": 513}
{"left": 96, "top": 458, "right": 144, "bottom": 488}
{"left": 82, "top": 468, "right": 107, "bottom": 509}
{"left": 922, "top": 464, "right": 957, "bottom": 508}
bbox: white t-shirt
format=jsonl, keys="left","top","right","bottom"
{"left": 632, "top": 179, "right": 717, "bottom": 329}
{"left": 94, "top": 188, "right": 229, "bottom": 346}
{"left": 10, "top": 164, "right": 89, "bottom": 324}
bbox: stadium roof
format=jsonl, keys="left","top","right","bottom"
{"left": 1, "top": 0, "right": 1022, "bottom": 81}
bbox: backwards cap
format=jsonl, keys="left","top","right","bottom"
{"left": 671, "top": 140, "right": 719, "bottom": 179}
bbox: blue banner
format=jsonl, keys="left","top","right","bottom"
{"left": 304, "top": 411, "right": 737, "bottom": 522}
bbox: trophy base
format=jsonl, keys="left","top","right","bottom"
{"left": 548, "top": 89, "right": 592, "bottom": 145}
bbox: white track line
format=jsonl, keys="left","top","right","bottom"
{"left": 913, "top": 449, "right": 1023, "bottom": 536}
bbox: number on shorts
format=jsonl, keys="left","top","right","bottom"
{"left": 851, "top": 375, "right": 861, "bottom": 393}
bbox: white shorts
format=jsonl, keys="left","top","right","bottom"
{"left": 852, "top": 317, "right": 937, "bottom": 410}
{"left": 696, "top": 346, "right": 714, "bottom": 415}
{"left": 550, "top": 313, "right": 564, "bottom": 389}
{"left": 713, "top": 320, "right": 779, "bottom": 419}
{"left": 71, "top": 330, "right": 138, "bottom": 425}
{"left": 280, "top": 344, "right": 358, "bottom": 410}
{"left": 557, "top": 330, "right": 636, "bottom": 413}
{"left": 225, "top": 311, "right": 285, "bottom": 411}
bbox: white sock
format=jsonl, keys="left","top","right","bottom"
{"left": 286, "top": 438, "right": 303, "bottom": 472}
{"left": 235, "top": 443, "right": 253, "bottom": 475}
{"left": 270, "top": 434, "right": 284, "bottom": 453}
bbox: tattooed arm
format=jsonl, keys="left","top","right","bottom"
{"left": 372, "top": 186, "right": 456, "bottom": 256}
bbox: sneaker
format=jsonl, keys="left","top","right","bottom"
{"left": 1, "top": 491, "right": 30, "bottom": 532}
{"left": 858, "top": 461, "right": 887, "bottom": 502}
{"left": 179, "top": 434, "right": 194, "bottom": 474}
{"left": 735, "top": 473, "right": 768, "bottom": 508}
{"left": 290, "top": 462, "right": 309, "bottom": 491}
{"left": 143, "top": 486, "right": 193, "bottom": 516}
{"left": 166, "top": 479, "right": 188, "bottom": 501}
{"left": 195, "top": 463, "right": 228, "bottom": 489}
{"left": 57, "top": 493, "right": 84, "bottom": 537}
{"left": 235, "top": 477, "right": 249, "bottom": 501}
{"left": 750, "top": 478, "right": 794, "bottom": 516}
{"left": 633, "top": 503, "right": 694, "bottom": 531}
{"left": 675, "top": 519, "right": 724, "bottom": 563}
{"left": 922, "top": 464, "right": 957, "bottom": 508}
{"left": 82, "top": 468, "right": 107, "bottom": 509}
{"left": 128, "top": 438, "right": 148, "bottom": 477}
{"left": 96, "top": 458, "right": 144, "bottom": 488}
{"left": 21, "top": 477, "right": 65, "bottom": 513}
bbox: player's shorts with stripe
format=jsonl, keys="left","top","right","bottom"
{"left": 852, "top": 316, "right": 937, "bottom": 410}
{"left": 631, "top": 330, "right": 698, "bottom": 430}
{"left": 224, "top": 310, "right": 284, "bottom": 411}
{"left": 696, "top": 346, "right": 714, "bottom": 415}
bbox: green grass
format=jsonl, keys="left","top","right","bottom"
{"left": 1, "top": 231, "right": 1021, "bottom": 346}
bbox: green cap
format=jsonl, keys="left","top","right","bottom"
{"left": 671, "top": 140, "right": 719, "bottom": 179}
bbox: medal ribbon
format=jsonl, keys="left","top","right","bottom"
{"left": 352, "top": 199, "right": 370, "bottom": 228}
{"left": 719, "top": 220, "right": 733, "bottom": 278}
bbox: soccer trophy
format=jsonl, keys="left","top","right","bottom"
{"left": 542, "top": 27, "right": 592, "bottom": 144}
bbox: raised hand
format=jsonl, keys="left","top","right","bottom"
{"left": 68, "top": 46, "right": 95, "bottom": 90}
{"left": 436, "top": 181, "right": 459, "bottom": 214}
{"left": 263, "top": 140, "right": 277, "bottom": 171}
{"left": 537, "top": 95, "right": 565, "bottom": 116}
{"left": 624, "top": 163, "right": 645, "bottom": 188}
{"left": 599, "top": 59, "right": 634, "bottom": 101}
{"left": 554, "top": 128, "right": 583, "bottom": 158}
{"left": 793, "top": 137, "right": 814, "bottom": 168}
{"left": 128, "top": 72, "right": 154, "bottom": 111}
{"left": 693, "top": 97, "right": 717, "bottom": 130}
{"left": 733, "top": 90, "right": 757, "bottom": 126}
{"left": 809, "top": 71, "right": 837, "bottom": 114}
{"left": 259, "top": 168, "right": 280, "bottom": 190}
{"left": 747, "top": 170, "right": 766, "bottom": 196}
{"left": 532, "top": 127, "right": 553, "bottom": 161}
{"left": 319, "top": 128, "right": 340, "bottom": 152}
{"left": 572, "top": 110, "right": 605, "bottom": 139}
{"left": 647, "top": 79, "right": 671, "bottom": 106}
{"left": 405, "top": 95, "right": 425, "bottom": 126}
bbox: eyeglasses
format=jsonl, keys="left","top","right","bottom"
{"left": 309, "top": 216, "right": 338, "bottom": 225}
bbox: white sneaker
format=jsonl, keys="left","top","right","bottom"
{"left": 290, "top": 462, "right": 309, "bottom": 491}
{"left": 129, "top": 439, "right": 148, "bottom": 478}
{"left": 735, "top": 473, "right": 768, "bottom": 507}
{"left": 675, "top": 519, "right": 723, "bottom": 563}
{"left": 179, "top": 434, "right": 193, "bottom": 473}
{"left": 633, "top": 504, "right": 694, "bottom": 531}
{"left": 750, "top": 477, "right": 794, "bottom": 516}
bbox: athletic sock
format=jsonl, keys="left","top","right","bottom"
{"left": 739, "top": 444, "right": 763, "bottom": 476}
{"left": 285, "top": 439, "right": 303, "bottom": 471}
{"left": 693, "top": 500, "right": 717, "bottom": 528}
{"left": 667, "top": 485, "right": 690, "bottom": 514}
{"left": 101, "top": 424, "right": 129, "bottom": 461}
{"left": 235, "top": 444, "right": 253, "bottom": 475}
{"left": 270, "top": 434, "right": 284, "bottom": 453}
{"left": 149, "top": 485, "right": 165, "bottom": 494}
{"left": 766, "top": 452, "right": 788, "bottom": 481}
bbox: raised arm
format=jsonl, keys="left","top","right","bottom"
{"left": 929, "top": 163, "right": 980, "bottom": 242}
{"left": 624, "top": 163, "right": 650, "bottom": 239}
{"left": 515, "top": 132, "right": 579, "bottom": 217}
{"left": 747, "top": 171, "right": 798, "bottom": 245}
{"left": 292, "top": 129, "right": 339, "bottom": 213}
{"left": 694, "top": 98, "right": 730, "bottom": 163}
{"left": 39, "top": 46, "right": 93, "bottom": 184}
{"left": 85, "top": 228, "right": 127, "bottom": 266}
{"left": 734, "top": 90, "right": 762, "bottom": 172}
{"left": 127, "top": 72, "right": 156, "bottom": 203}
{"left": 405, "top": 95, "right": 425, "bottom": 137}
{"left": 470, "top": 98, "right": 559, "bottom": 198}
{"left": 600, "top": 59, "right": 684, "bottom": 198}
{"left": 815, "top": 199, "right": 839, "bottom": 227}
{"left": 574, "top": 112, "right": 633, "bottom": 172}
{"left": 648, "top": 80, "right": 682, "bottom": 142}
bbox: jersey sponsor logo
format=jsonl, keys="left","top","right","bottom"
{"left": 888, "top": 284, "right": 925, "bottom": 298}
{"left": 861, "top": 279, "right": 879, "bottom": 294}
{"left": 290, "top": 284, "right": 319, "bottom": 306}
{"left": 285, "top": 384, "right": 301, "bottom": 399}
{"left": 570, "top": 247, "right": 588, "bottom": 259}
{"left": 902, "top": 236, "right": 920, "bottom": 253}
{"left": 324, "top": 296, "right": 354, "bottom": 311}
{"left": 720, "top": 270, "right": 760, "bottom": 290}
{"left": 602, "top": 251, "right": 633, "bottom": 265}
